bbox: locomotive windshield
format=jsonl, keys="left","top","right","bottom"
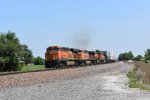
{"left": 62, "top": 47, "right": 70, "bottom": 51}
{"left": 47, "top": 47, "right": 60, "bottom": 51}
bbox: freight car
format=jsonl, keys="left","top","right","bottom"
{"left": 101, "top": 51, "right": 116, "bottom": 63}
{"left": 45, "top": 46, "right": 115, "bottom": 68}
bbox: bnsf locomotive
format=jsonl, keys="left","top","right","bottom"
{"left": 45, "top": 46, "right": 116, "bottom": 68}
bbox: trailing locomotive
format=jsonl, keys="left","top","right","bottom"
{"left": 45, "top": 46, "right": 115, "bottom": 68}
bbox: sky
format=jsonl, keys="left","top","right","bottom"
{"left": 0, "top": 0, "right": 150, "bottom": 58}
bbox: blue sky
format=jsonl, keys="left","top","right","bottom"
{"left": 0, "top": 0, "right": 150, "bottom": 58}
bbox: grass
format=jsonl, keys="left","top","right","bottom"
{"left": 20, "top": 65, "right": 46, "bottom": 71}
{"left": 134, "top": 62, "right": 150, "bottom": 73}
{"left": 134, "top": 62, "right": 150, "bottom": 84}
{"left": 127, "top": 71, "right": 150, "bottom": 90}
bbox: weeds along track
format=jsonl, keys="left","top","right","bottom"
{"left": 134, "top": 62, "right": 150, "bottom": 84}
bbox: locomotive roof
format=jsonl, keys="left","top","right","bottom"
{"left": 47, "top": 46, "right": 105, "bottom": 54}
{"left": 47, "top": 46, "right": 61, "bottom": 48}
{"left": 70, "top": 48, "right": 80, "bottom": 52}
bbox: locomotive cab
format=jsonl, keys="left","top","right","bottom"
{"left": 45, "top": 46, "right": 78, "bottom": 68}
{"left": 45, "top": 46, "right": 60, "bottom": 61}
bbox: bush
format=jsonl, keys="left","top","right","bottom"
{"left": 127, "top": 71, "right": 150, "bottom": 90}
{"left": 34, "top": 56, "right": 44, "bottom": 65}
{"left": 134, "top": 55, "right": 142, "bottom": 61}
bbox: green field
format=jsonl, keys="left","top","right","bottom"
{"left": 21, "top": 65, "right": 46, "bottom": 71}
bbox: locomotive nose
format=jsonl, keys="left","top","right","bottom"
{"left": 45, "top": 52, "right": 53, "bottom": 60}
{"left": 45, "top": 51, "right": 59, "bottom": 61}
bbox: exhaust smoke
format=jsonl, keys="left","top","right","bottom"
{"left": 71, "top": 30, "right": 91, "bottom": 50}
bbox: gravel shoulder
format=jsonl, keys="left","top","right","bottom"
{"left": 0, "top": 62, "right": 150, "bottom": 100}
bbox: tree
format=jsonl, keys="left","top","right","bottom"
{"left": 127, "top": 51, "right": 134, "bottom": 60}
{"left": 0, "top": 31, "right": 33, "bottom": 71}
{"left": 145, "top": 55, "right": 150, "bottom": 61}
{"left": 0, "top": 31, "right": 20, "bottom": 70}
{"left": 145, "top": 49, "right": 150, "bottom": 61}
{"left": 31, "top": 57, "right": 36, "bottom": 63}
{"left": 118, "top": 53, "right": 123, "bottom": 61}
{"left": 134, "top": 55, "right": 142, "bottom": 61}
{"left": 19, "top": 44, "right": 33, "bottom": 65}
{"left": 145, "top": 49, "right": 150, "bottom": 55}
{"left": 0, "top": 57, "right": 8, "bottom": 70}
{"left": 34, "top": 56, "right": 44, "bottom": 65}
{"left": 118, "top": 51, "right": 134, "bottom": 61}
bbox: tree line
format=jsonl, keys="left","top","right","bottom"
{"left": 118, "top": 49, "right": 150, "bottom": 62}
{"left": 0, "top": 31, "right": 44, "bottom": 71}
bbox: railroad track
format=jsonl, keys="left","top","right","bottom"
{"left": 0, "top": 65, "right": 94, "bottom": 76}
{"left": 0, "top": 68, "right": 53, "bottom": 76}
{"left": 0, "top": 66, "right": 85, "bottom": 76}
{"left": 0, "top": 62, "right": 117, "bottom": 76}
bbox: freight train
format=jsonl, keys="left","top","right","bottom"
{"left": 45, "top": 46, "right": 116, "bottom": 68}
